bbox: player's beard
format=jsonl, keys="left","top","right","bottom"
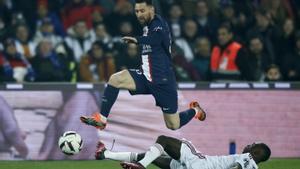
{"left": 138, "top": 13, "right": 152, "bottom": 26}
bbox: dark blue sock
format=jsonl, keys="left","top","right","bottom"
{"left": 179, "top": 109, "right": 196, "bottom": 128}
{"left": 100, "top": 84, "right": 119, "bottom": 117}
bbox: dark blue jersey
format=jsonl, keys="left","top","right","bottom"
{"left": 136, "top": 14, "right": 176, "bottom": 84}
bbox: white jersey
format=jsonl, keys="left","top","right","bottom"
{"left": 170, "top": 140, "right": 258, "bottom": 169}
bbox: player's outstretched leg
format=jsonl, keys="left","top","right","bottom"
{"left": 120, "top": 135, "right": 182, "bottom": 169}
{"left": 120, "top": 162, "right": 145, "bottom": 169}
{"left": 189, "top": 101, "right": 206, "bottom": 121}
{"left": 178, "top": 101, "right": 206, "bottom": 128}
{"left": 80, "top": 70, "right": 136, "bottom": 130}
{"left": 163, "top": 101, "right": 206, "bottom": 130}
{"left": 95, "top": 141, "right": 107, "bottom": 160}
{"left": 95, "top": 140, "right": 138, "bottom": 162}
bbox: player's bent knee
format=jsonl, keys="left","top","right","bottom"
{"left": 108, "top": 73, "right": 123, "bottom": 88}
{"left": 108, "top": 70, "right": 133, "bottom": 89}
{"left": 165, "top": 122, "right": 180, "bottom": 130}
{"left": 156, "top": 135, "right": 168, "bottom": 145}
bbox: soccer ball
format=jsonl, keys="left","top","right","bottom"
{"left": 58, "top": 131, "right": 83, "bottom": 155}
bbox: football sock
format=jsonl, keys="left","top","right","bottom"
{"left": 179, "top": 109, "right": 196, "bottom": 128}
{"left": 139, "top": 143, "right": 164, "bottom": 167}
{"left": 104, "top": 150, "right": 138, "bottom": 162}
{"left": 100, "top": 84, "right": 120, "bottom": 117}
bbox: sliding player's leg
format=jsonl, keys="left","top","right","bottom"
{"left": 95, "top": 140, "right": 172, "bottom": 169}
{"left": 121, "top": 135, "right": 183, "bottom": 169}
{"left": 80, "top": 70, "right": 136, "bottom": 130}
{"left": 95, "top": 140, "right": 138, "bottom": 162}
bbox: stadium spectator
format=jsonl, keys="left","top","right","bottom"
{"left": 105, "top": 0, "right": 139, "bottom": 36}
{"left": 192, "top": 37, "right": 212, "bottom": 80}
{"left": 0, "top": 39, "right": 35, "bottom": 82}
{"left": 92, "top": 23, "right": 114, "bottom": 51}
{"left": 12, "top": 0, "right": 37, "bottom": 31}
{"left": 172, "top": 43, "right": 201, "bottom": 81}
{"left": 14, "top": 24, "right": 36, "bottom": 59}
{"left": 0, "top": 95, "right": 28, "bottom": 159}
{"left": 236, "top": 35, "right": 273, "bottom": 81}
{"left": 98, "top": 0, "right": 116, "bottom": 15}
{"left": 175, "top": 19, "right": 199, "bottom": 62}
{"left": 115, "top": 43, "right": 140, "bottom": 71}
{"left": 30, "top": 39, "right": 69, "bottom": 82}
{"left": 193, "top": 0, "right": 219, "bottom": 43}
{"left": 61, "top": 0, "right": 93, "bottom": 31}
{"left": 264, "top": 64, "right": 282, "bottom": 81}
{"left": 0, "top": 0, "right": 11, "bottom": 26}
{"left": 261, "top": 0, "right": 288, "bottom": 25}
{"left": 112, "top": 21, "right": 135, "bottom": 60}
{"left": 277, "top": 18, "right": 295, "bottom": 66}
{"left": 0, "top": 16, "right": 9, "bottom": 42}
{"left": 210, "top": 23, "right": 242, "bottom": 81}
{"left": 54, "top": 42, "right": 78, "bottom": 82}
{"left": 79, "top": 41, "right": 115, "bottom": 82}
{"left": 167, "top": 3, "right": 184, "bottom": 39}
{"left": 281, "top": 32, "right": 300, "bottom": 81}
{"left": 35, "top": 0, "right": 65, "bottom": 37}
{"left": 219, "top": 1, "right": 249, "bottom": 42}
{"left": 247, "top": 8, "right": 281, "bottom": 62}
{"left": 91, "top": 6, "right": 105, "bottom": 27}
{"left": 291, "top": 0, "right": 300, "bottom": 28}
{"left": 64, "top": 20, "right": 94, "bottom": 63}
{"left": 34, "top": 18, "right": 63, "bottom": 47}
{"left": 0, "top": 52, "right": 14, "bottom": 82}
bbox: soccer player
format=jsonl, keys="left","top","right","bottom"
{"left": 94, "top": 135, "right": 271, "bottom": 169}
{"left": 80, "top": 0, "right": 206, "bottom": 130}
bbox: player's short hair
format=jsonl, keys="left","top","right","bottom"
{"left": 255, "top": 143, "right": 271, "bottom": 162}
{"left": 135, "top": 0, "right": 153, "bottom": 5}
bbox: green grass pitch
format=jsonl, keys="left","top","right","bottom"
{"left": 0, "top": 159, "right": 299, "bottom": 169}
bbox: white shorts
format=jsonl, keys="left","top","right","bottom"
{"left": 170, "top": 140, "right": 207, "bottom": 169}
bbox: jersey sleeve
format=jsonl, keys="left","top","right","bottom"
{"left": 136, "top": 26, "right": 164, "bottom": 45}
{"left": 236, "top": 154, "right": 258, "bottom": 169}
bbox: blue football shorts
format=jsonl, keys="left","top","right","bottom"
{"left": 128, "top": 69, "right": 178, "bottom": 114}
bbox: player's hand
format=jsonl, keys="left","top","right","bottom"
{"left": 122, "top": 36, "right": 138, "bottom": 44}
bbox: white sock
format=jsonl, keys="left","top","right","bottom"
{"left": 139, "top": 143, "right": 164, "bottom": 167}
{"left": 104, "top": 150, "right": 137, "bottom": 162}
{"left": 100, "top": 114, "right": 107, "bottom": 123}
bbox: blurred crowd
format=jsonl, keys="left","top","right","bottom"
{"left": 0, "top": 0, "right": 300, "bottom": 83}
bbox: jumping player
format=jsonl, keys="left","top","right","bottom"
{"left": 94, "top": 135, "right": 271, "bottom": 169}
{"left": 80, "top": 0, "right": 206, "bottom": 130}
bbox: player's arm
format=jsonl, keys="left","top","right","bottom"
{"left": 122, "top": 27, "right": 163, "bottom": 45}
{"left": 229, "top": 162, "right": 242, "bottom": 169}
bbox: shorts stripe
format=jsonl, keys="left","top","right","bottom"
{"left": 182, "top": 140, "right": 206, "bottom": 159}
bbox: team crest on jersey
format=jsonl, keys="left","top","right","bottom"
{"left": 143, "top": 26, "right": 149, "bottom": 36}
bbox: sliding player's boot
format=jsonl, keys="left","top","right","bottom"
{"left": 189, "top": 101, "right": 206, "bottom": 121}
{"left": 95, "top": 140, "right": 106, "bottom": 160}
{"left": 120, "top": 162, "right": 145, "bottom": 169}
{"left": 80, "top": 112, "right": 107, "bottom": 130}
